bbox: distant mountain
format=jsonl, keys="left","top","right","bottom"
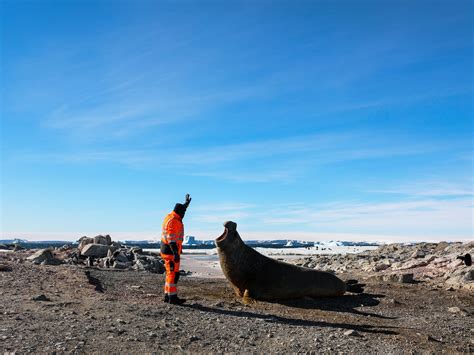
{"left": 0, "top": 237, "right": 380, "bottom": 250}
{"left": 314, "top": 240, "right": 380, "bottom": 247}
{"left": 120, "top": 240, "right": 159, "bottom": 245}
{"left": 0, "top": 239, "right": 29, "bottom": 244}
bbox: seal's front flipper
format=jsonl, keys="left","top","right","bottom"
{"left": 243, "top": 289, "right": 257, "bottom": 304}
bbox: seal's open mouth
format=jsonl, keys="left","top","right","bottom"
{"left": 216, "top": 228, "right": 228, "bottom": 243}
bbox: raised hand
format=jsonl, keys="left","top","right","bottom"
{"left": 184, "top": 193, "right": 192, "bottom": 207}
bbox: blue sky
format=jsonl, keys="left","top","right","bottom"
{"left": 1, "top": 0, "right": 473, "bottom": 242}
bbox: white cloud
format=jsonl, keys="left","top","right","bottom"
{"left": 189, "top": 194, "right": 473, "bottom": 240}
{"left": 3, "top": 196, "right": 472, "bottom": 242}
{"left": 370, "top": 180, "right": 473, "bottom": 197}
{"left": 260, "top": 198, "right": 473, "bottom": 237}
{"left": 15, "top": 131, "right": 456, "bottom": 183}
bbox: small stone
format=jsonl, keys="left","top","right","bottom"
{"left": 388, "top": 298, "right": 401, "bottom": 305}
{"left": 399, "top": 273, "right": 414, "bottom": 283}
{"left": 447, "top": 307, "right": 462, "bottom": 314}
{"left": 373, "top": 263, "right": 390, "bottom": 272}
{"left": 343, "top": 329, "right": 359, "bottom": 336}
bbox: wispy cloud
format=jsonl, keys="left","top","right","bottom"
{"left": 186, "top": 194, "right": 472, "bottom": 240}
{"left": 15, "top": 130, "right": 455, "bottom": 182}
{"left": 370, "top": 180, "right": 473, "bottom": 197}
{"left": 191, "top": 197, "right": 473, "bottom": 239}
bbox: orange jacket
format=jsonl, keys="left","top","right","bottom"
{"left": 161, "top": 211, "right": 184, "bottom": 255}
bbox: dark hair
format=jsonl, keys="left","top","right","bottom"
{"left": 174, "top": 203, "right": 186, "bottom": 218}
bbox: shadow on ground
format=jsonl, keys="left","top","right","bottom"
{"left": 184, "top": 303, "right": 398, "bottom": 335}
{"left": 271, "top": 293, "right": 396, "bottom": 319}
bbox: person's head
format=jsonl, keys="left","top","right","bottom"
{"left": 173, "top": 203, "right": 187, "bottom": 218}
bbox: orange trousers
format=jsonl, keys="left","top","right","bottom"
{"left": 162, "top": 255, "right": 180, "bottom": 296}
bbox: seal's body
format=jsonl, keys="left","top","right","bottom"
{"left": 216, "top": 221, "right": 346, "bottom": 300}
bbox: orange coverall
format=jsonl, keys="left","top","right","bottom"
{"left": 160, "top": 211, "right": 184, "bottom": 297}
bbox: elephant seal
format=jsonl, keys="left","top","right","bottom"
{"left": 216, "top": 221, "right": 353, "bottom": 300}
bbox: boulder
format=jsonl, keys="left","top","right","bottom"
{"left": 411, "top": 250, "right": 426, "bottom": 259}
{"left": 131, "top": 257, "right": 164, "bottom": 273}
{"left": 27, "top": 249, "right": 60, "bottom": 265}
{"left": 112, "top": 261, "right": 131, "bottom": 269}
{"left": 94, "top": 235, "right": 112, "bottom": 245}
{"left": 115, "top": 253, "right": 129, "bottom": 263}
{"left": 132, "top": 259, "right": 147, "bottom": 271}
{"left": 434, "top": 242, "right": 449, "bottom": 252}
{"left": 78, "top": 237, "right": 94, "bottom": 251}
{"left": 149, "top": 259, "right": 165, "bottom": 274}
{"left": 80, "top": 244, "right": 113, "bottom": 258}
{"left": 111, "top": 241, "right": 122, "bottom": 249}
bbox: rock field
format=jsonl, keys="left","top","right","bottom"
{"left": 0, "top": 240, "right": 473, "bottom": 353}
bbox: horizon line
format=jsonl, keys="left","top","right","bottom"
{"left": 1, "top": 231, "right": 472, "bottom": 244}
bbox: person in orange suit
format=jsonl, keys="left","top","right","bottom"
{"left": 160, "top": 194, "right": 192, "bottom": 305}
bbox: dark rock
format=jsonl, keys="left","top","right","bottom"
{"left": 32, "top": 294, "right": 51, "bottom": 301}
{"left": 112, "top": 261, "right": 131, "bottom": 269}
{"left": 0, "top": 243, "right": 11, "bottom": 250}
{"left": 94, "top": 235, "right": 112, "bottom": 245}
{"left": 399, "top": 273, "right": 414, "bottom": 283}
{"left": 13, "top": 244, "right": 25, "bottom": 251}
{"left": 115, "top": 253, "right": 129, "bottom": 263}
{"left": 131, "top": 247, "right": 143, "bottom": 253}
{"left": 0, "top": 264, "right": 12, "bottom": 272}
{"left": 463, "top": 270, "right": 474, "bottom": 281}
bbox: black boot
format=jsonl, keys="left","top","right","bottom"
{"left": 168, "top": 295, "right": 186, "bottom": 305}
{"left": 163, "top": 294, "right": 169, "bottom": 303}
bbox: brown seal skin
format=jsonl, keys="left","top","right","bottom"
{"left": 215, "top": 221, "right": 346, "bottom": 300}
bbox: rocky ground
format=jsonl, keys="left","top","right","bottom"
{"left": 288, "top": 241, "right": 474, "bottom": 292}
{"left": 1, "top": 243, "right": 473, "bottom": 354}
